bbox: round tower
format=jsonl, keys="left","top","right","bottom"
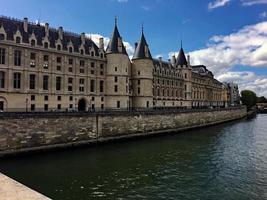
{"left": 131, "top": 28, "right": 153, "bottom": 109}
{"left": 105, "top": 19, "right": 131, "bottom": 109}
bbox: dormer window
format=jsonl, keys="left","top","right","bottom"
{"left": 57, "top": 44, "right": 61, "bottom": 51}
{"left": 100, "top": 53, "right": 103, "bottom": 58}
{"left": 15, "top": 36, "right": 21, "bottom": 44}
{"left": 0, "top": 34, "right": 5, "bottom": 41}
{"left": 69, "top": 47, "right": 73, "bottom": 53}
{"left": 31, "top": 39, "right": 35, "bottom": 46}
{"left": 91, "top": 51, "right": 94, "bottom": 57}
{"left": 44, "top": 42, "right": 49, "bottom": 49}
{"left": 80, "top": 49, "right": 84, "bottom": 55}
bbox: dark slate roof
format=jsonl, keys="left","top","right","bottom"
{"left": 0, "top": 16, "right": 100, "bottom": 56}
{"left": 106, "top": 23, "right": 127, "bottom": 55}
{"left": 177, "top": 48, "right": 187, "bottom": 66}
{"left": 192, "top": 65, "right": 214, "bottom": 76}
{"left": 132, "top": 30, "right": 152, "bottom": 60}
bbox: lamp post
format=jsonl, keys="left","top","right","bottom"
{"left": 74, "top": 98, "right": 77, "bottom": 111}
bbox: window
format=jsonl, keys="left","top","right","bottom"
{"left": 91, "top": 51, "right": 94, "bottom": 57}
{"left": 31, "top": 95, "right": 35, "bottom": 101}
{"left": 91, "top": 62, "right": 95, "bottom": 68}
{"left": 68, "top": 77, "right": 73, "bottom": 84}
{"left": 115, "top": 76, "right": 118, "bottom": 82}
{"left": 14, "top": 50, "right": 21, "bottom": 66}
{"left": 56, "top": 66, "right": 61, "bottom": 71}
{"left": 114, "top": 85, "right": 118, "bottom": 92}
{"left": 31, "top": 40, "right": 35, "bottom": 46}
{"left": 57, "top": 96, "right": 61, "bottom": 101}
{"left": 92, "top": 97, "right": 95, "bottom": 101}
{"left": 80, "top": 49, "right": 84, "bottom": 55}
{"left": 0, "top": 34, "right": 4, "bottom": 40}
{"left": 69, "top": 104, "right": 73, "bottom": 108}
{"left": 44, "top": 42, "right": 49, "bottom": 48}
{"left": 56, "top": 77, "right": 61, "bottom": 91}
{"left": 79, "top": 78, "right": 85, "bottom": 85}
{"left": 13, "top": 72, "right": 21, "bottom": 89}
{"left": 68, "top": 59, "right": 73, "bottom": 65}
{"left": 117, "top": 101, "right": 120, "bottom": 108}
{"left": 57, "top": 45, "right": 61, "bottom": 51}
{"left": 15, "top": 36, "right": 21, "bottom": 44}
{"left": 100, "top": 53, "right": 103, "bottom": 58}
{"left": 0, "top": 48, "right": 5, "bottom": 64}
{"left": 44, "top": 104, "right": 48, "bottom": 111}
{"left": 115, "top": 67, "right": 117, "bottom": 72}
{"left": 79, "top": 86, "right": 84, "bottom": 92}
{"left": 43, "top": 75, "right": 49, "bottom": 90}
{"left": 138, "top": 71, "right": 140, "bottom": 75}
{"left": 80, "top": 68, "right": 84, "bottom": 73}
{"left": 79, "top": 79, "right": 84, "bottom": 92}
{"left": 68, "top": 67, "right": 73, "bottom": 72}
{"left": 101, "top": 97, "right": 104, "bottom": 101}
{"left": 57, "top": 104, "right": 61, "bottom": 110}
{"left": 69, "top": 96, "right": 73, "bottom": 101}
{"left": 80, "top": 60, "right": 85, "bottom": 66}
{"left": 30, "top": 53, "right": 36, "bottom": 60}
{"left": 138, "top": 87, "right": 140, "bottom": 94}
{"left": 69, "top": 47, "right": 73, "bottom": 53}
{"left": 90, "top": 79, "right": 95, "bottom": 92}
{"left": 185, "top": 73, "right": 187, "bottom": 79}
{"left": 138, "top": 80, "right": 140, "bottom": 85}
{"left": 29, "top": 74, "right": 35, "bottom": 89}
{"left": 57, "top": 57, "right": 61, "bottom": 63}
{"left": 101, "top": 104, "right": 104, "bottom": 109}
{"left": 147, "top": 101, "right": 149, "bottom": 108}
{"left": 0, "top": 71, "right": 5, "bottom": 88}
{"left": 100, "top": 80, "right": 104, "bottom": 93}
{"left": 91, "top": 70, "right": 94, "bottom": 75}
{"left": 30, "top": 104, "right": 35, "bottom": 111}
{"left": 43, "top": 55, "right": 49, "bottom": 62}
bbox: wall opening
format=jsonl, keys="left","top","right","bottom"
{"left": 78, "top": 98, "right": 86, "bottom": 111}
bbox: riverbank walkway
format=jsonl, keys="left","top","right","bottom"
{"left": 0, "top": 173, "right": 50, "bottom": 200}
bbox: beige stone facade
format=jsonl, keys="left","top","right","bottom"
{"left": 0, "top": 16, "right": 229, "bottom": 111}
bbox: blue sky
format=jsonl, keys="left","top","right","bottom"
{"left": 1, "top": 0, "right": 267, "bottom": 96}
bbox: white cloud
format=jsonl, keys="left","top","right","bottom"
{"left": 141, "top": 6, "right": 150, "bottom": 11}
{"left": 241, "top": 0, "right": 267, "bottom": 6}
{"left": 259, "top": 11, "right": 267, "bottom": 19}
{"left": 117, "top": 0, "right": 128, "bottom": 2}
{"left": 87, "top": 33, "right": 135, "bottom": 57}
{"left": 208, "top": 0, "right": 231, "bottom": 10}
{"left": 217, "top": 71, "right": 267, "bottom": 97}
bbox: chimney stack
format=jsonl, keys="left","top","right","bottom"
{"left": 58, "top": 26, "right": 63, "bottom": 40}
{"left": 135, "top": 42, "right": 138, "bottom": 49}
{"left": 81, "top": 32, "right": 85, "bottom": 45}
{"left": 23, "top": 17, "right": 28, "bottom": 33}
{"left": 187, "top": 55, "right": 190, "bottom": 66}
{"left": 99, "top": 37, "right": 104, "bottom": 49}
{"left": 45, "top": 23, "right": 49, "bottom": 37}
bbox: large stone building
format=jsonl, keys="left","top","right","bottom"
{"left": 0, "top": 16, "right": 228, "bottom": 112}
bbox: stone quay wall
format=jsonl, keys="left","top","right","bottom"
{"left": 0, "top": 107, "right": 247, "bottom": 156}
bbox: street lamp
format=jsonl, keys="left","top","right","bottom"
{"left": 25, "top": 98, "right": 28, "bottom": 112}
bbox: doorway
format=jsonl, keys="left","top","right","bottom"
{"left": 78, "top": 98, "right": 86, "bottom": 111}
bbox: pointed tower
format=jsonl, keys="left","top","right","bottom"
{"left": 105, "top": 18, "right": 131, "bottom": 109}
{"left": 176, "top": 44, "right": 192, "bottom": 108}
{"left": 131, "top": 27, "right": 153, "bottom": 109}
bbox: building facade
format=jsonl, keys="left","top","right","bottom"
{"left": 0, "top": 16, "right": 230, "bottom": 112}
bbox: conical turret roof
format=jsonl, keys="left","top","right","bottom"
{"left": 132, "top": 29, "right": 152, "bottom": 60}
{"left": 106, "top": 19, "right": 128, "bottom": 55}
{"left": 177, "top": 47, "right": 187, "bottom": 66}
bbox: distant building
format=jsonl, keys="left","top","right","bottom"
{"left": 0, "top": 16, "right": 231, "bottom": 111}
{"left": 224, "top": 82, "right": 240, "bottom": 106}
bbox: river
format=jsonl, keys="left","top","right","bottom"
{"left": 0, "top": 114, "right": 267, "bottom": 200}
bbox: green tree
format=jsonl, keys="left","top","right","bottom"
{"left": 241, "top": 90, "right": 257, "bottom": 110}
{"left": 257, "top": 96, "right": 267, "bottom": 103}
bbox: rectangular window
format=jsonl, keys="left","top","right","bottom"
{"left": 79, "top": 78, "right": 84, "bottom": 85}
{"left": 91, "top": 62, "right": 95, "bottom": 68}
{"left": 43, "top": 55, "right": 49, "bottom": 62}
{"left": 68, "top": 67, "right": 73, "bottom": 72}
{"left": 69, "top": 59, "right": 73, "bottom": 65}
{"left": 13, "top": 72, "right": 21, "bottom": 89}
{"left": 30, "top": 104, "right": 35, "bottom": 111}
{"left": 100, "top": 80, "right": 104, "bottom": 93}
{"left": 31, "top": 95, "right": 35, "bottom": 101}
{"left": 29, "top": 74, "right": 35, "bottom": 90}
{"left": 30, "top": 53, "right": 36, "bottom": 60}
{"left": 90, "top": 79, "right": 95, "bottom": 92}
{"left": 57, "top": 57, "right": 61, "bottom": 63}
{"left": 138, "top": 87, "right": 140, "bottom": 94}
{"left": 68, "top": 77, "right": 73, "bottom": 84}
{"left": 80, "top": 68, "right": 84, "bottom": 73}
{"left": 100, "top": 64, "right": 104, "bottom": 69}
{"left": 0, "top": 48, "right": 5, "bottom": 64}
{"left": 91, "top": 70, "right": 94, "bottom": 74}
{"left": 44, "top": 104, "right": 48, "bottom": 111}
{"left": 79, "top": 86, "right": 84, "bottom": 92}
{"left": 117, "top": 101, "right": 120, "bottom": 108}
{"left": 56, "top": 77, "right": 61, "bottom": 91}
{"left": 56, "top": 66, "right": 61, "bottom": 71}
{"left": 68, "top": 86, "right": 72, "bottom": 91}
{"left": 57, "top": 96, "right": 61, "bottom": 101}
{"left": 0, "top": 71, "right": 5, "bottom": 88}
{"left": 80, "top": 60, "right": 85, "bottom": 66}
{"left": 69, "top": 96, "right": 73, "bottom": 101}
{"left": 115, "top": 76, "right": 118, "bottom": 82}
{"left": 43, "top": 75, "right": 49, "bottom": 90}
{"left": 14, "top": 50, "right": 21, "bottom": 66}
{"left": 44, "top": 95, "right": 48, "bottom": 101}
{"left": 114, "top": 85, "right": 118, "bottom": 92}
{"left": 57, "top": 104, "right": 61, "bottom": 110}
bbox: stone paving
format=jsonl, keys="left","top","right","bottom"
{"left": 0, "top": 173, "right": 51, "bottom": 200}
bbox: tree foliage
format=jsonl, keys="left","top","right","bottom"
{"left": 240, "top": 90, "right": 257, "bottom": 109}
{"left": 257, "top": 96, "right": 267, "bottom": 103}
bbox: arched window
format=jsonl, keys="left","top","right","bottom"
{"left": 91, "top": 51, "right": 94, "bottom": 57}
{"left": 15, "top": 36, "right": 21, "bottom": 44}
{"left": 31, "top": 39, "right": 35, "bottom": 46}
{"left": 0, "top": 34, "right": 5, "bottom": 41}
{"left": 44, "top": 42, "right": 49, "bottom": 48}
{"left": 57, "top": 44, "right": 61, "bottom": 51}
{"left": 69, "top": 47, "right": 73, "bottom": 53}
{"left": 80, "top": 49, "right": 84, "bottom": 55}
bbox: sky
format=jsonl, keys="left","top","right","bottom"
{"left": 1, "top": 0, "right": 267, "bottom": 97}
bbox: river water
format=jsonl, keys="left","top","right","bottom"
{"left": 0, "top": 114, "right": 267, "bottom": 200}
